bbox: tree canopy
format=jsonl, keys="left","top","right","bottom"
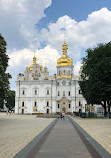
{"left": 5, "top": 90, "right": 15, "bottom": 110}
{"left": 0, "top": 34, "right": 11, "bottom": 108}
{"left": 79, "top": 42, "right": 111, "bottom": 115}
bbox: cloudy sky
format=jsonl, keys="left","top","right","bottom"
{"left": 1, "top": 0, "right": 111, "bottom": 89}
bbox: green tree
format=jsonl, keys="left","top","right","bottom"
{"left": 0, "top": 34, "right": 11, "bottom": 108}
{"left": 79, "top": 42, "right": 111, "bottom": 116}
{"left": 6, "top": 90, "right": 15, "bottom": 110}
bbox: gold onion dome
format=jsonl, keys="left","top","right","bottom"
{"left": 29, "top": 56, "right": 37, "bottom": 71}
{"left": 57, "top": 41, "right": 73, "bottom": 67}
{"left": 40, "top": 62, "right": 43, "bottom": 70}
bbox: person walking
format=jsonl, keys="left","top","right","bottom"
{"left": 62, "top": 111, "right": 65, "bottom": 120}
{"left": 107, "top": 111, "right": 109, "bottom": 119}
{"left": 60, "top": 113, "right": 63, "bottom": 120}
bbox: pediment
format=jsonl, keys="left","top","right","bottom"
{"left": 57, "top": 97, "right": 71, "bottom": 102}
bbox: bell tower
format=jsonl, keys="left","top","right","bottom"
{"left": 57, "top": 41, "right": 74, "bottom": 80}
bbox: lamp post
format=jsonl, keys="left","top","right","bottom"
{"left": 51, "top": 80, "right": 53, "bottom": 114}
{"left": 73, "top": 107, "right": 74, "bottom": 116}
{"left": 74, "top": 80, "right": 76, "bottom": 112}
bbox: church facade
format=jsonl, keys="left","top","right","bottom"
{"left": 15, "top": 41, "right": 87, "bottom": 114}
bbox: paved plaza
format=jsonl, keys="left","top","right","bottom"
{"left": 0, "top": 113, "right": 55, "bottom": 158}
{"left": 73, "top": 117, "right": 111, "bottom": 154}
{"left": 31, "top": 117, "right": 92, "bottom": 158}
{"left": 0, "top": 113, "right": 111, "bottom": 158}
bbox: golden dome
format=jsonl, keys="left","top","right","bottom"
{"left": 57, "top": 41, "right": 73, "bottom": 67}
{"left": 40, "top": 62, "right": 43, "bottom": 70}
{"left": 29, "top": 56, "right": 37, "bottom": 71}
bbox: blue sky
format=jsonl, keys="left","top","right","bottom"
{"left": 38, "top": 0, "right": 111, "bottom": 28}
{"left": 0, "top": 0, "right": 111, "bottom": 89}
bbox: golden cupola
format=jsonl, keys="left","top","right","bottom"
{"left": 29, "top": 56, "right": 37, "bottom": 71}
{"left": 57, "top": 41, "right": 73, "bottom": 67}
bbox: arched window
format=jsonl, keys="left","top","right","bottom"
{"left": 34, "top": 102, "right": 37, "bottom": 106}
{"left": 58, "top": 104, "right": 60, "bottom": 108}
{"left": 22, "top": 90, "right": 25, "bottom": 95}
{"left": 69, "top": 91, "right": 70, "bottom": 96}
{"left": 58, "top": 91, "right": 60, "bottom": 96}
{"left": 35, "top": 90, "right": 37, "bottom": 95}
{"left": 47, "top": 101, "right": 49, "bottom": 106}
{"left": 22, "top": 102, "right": 24, "bottom": 106}
{"left": 69, "top": 104, "right": 71, "bottom": 108}
{"left": 79, "top": 101, "right": 81, "bottom": 106}
{"left": 47, "top": 109, "right": 49, "bottom": 114}
{"left": 47, "top": 90, "right": 49, "bottom": 95}
{"left": 79, "top": 90, "right": 81, "bottom": 94}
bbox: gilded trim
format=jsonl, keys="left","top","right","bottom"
{"left": 57, "top": 76, "right": 71, "bottom": 79}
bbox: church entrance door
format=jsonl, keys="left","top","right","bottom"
{"left": 47, "top": 109, "right": 49, "bottom": 114}
{"left": 22, "top": 109, "right": 24, "bottom": 114}
{"left": 62, "top": 107, "right": 66, "bottom": 113}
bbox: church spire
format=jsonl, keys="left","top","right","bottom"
{"left": 62, "top": 40, "right": 68, "bottom": 55}
{"left": 33, "top": 56, "right": 36, "bottom": 65}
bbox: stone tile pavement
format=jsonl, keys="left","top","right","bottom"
{"left": 72, "top": 117, "right": 111, "bottom": 154}
{"left": 0, "top": 113, "right": 55, "bottom": 158}
{"left": 34, "top": 117, "right": 92, "bottom": 158}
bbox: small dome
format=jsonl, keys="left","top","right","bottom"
{"left": 57, "top": 41, "right": 73, "bottom": 67}
{"left": 29, "top": 56, "right": 37, "bottom": 71}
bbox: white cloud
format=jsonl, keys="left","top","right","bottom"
{"left": 0, "top": 0, "right": 52, "bottom": 49}
{"left": 8, "top": 46, "right": 60, "bottom": 89}
{"left": 74, "top": 61, "right": 82, "bottom": 75}
{"left": 4, "top": 7, "right": 111, "bottom": 89}
{"left": 39, "top": 8, "right": 111, "bottom": 60}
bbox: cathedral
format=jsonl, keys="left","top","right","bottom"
{"left": 15, "top": 41, "right": 86, "bottom": 114}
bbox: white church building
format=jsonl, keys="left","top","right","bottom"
{"left": 15, "top": 41, "right": 87, "bottom": 114}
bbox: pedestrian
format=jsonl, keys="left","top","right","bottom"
{"left": 107, "top": 111, "right": 109, "bottom": 119}
{"left": 62, "top": 111, "right": 65, "bottom": 120}
{"left": 6, "top": 110, "right": 8, "bottom": 115}
{"left": 60, "top": 113, "right": 63, "bottom": 120}
{"left": 9, "top": 110, "right": 11, "bottom": 116}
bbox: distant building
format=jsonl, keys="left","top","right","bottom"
{"left": 15, "top": 41, "right": 86, "bottom": 114}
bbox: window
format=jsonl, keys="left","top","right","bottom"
{"left": 34, "top": 102, "right": 37, "bottom": 106}
{"left": 22, "top": 102, "right": 24, "bottom": 106}
{"left": 47, "top": 101, "right": 48, "bottom": 106}
{"left": 63, "top": 70, "right": 65, "bottom": 75}
{"left": 59, "top": 71, "right": 60, "bottom": 76}
{"left": 58, "top": 104, "right": 59, "bottom": 108}
{"left": 22, "top": 90, "right": 25, "bottom": 95}
{"left": 68, "top": 70, "right": 70, "bottom": 76}
{"left": 35, "top": 90, "right": 37, "bottom": 95}
{"left": 79, "top": 90, "right": 81, "bottom": 94}
{"left": 69, "top": 104, "right": 71, "bottom": 108}
{"left": 47, "top": 109, "right": 49, "bottom": 114}
{"left": 69, "top": 91, "right": 70, "bottom": 96}
{"left": 58, "top": 91, "right": 60, "bottom": 96}
{"left": 47, "top": 90, "right": 49, "bottom": 95}
{"left": 63, "top": 91, "right": 65, "bottom": 96}
{"left": 79, "top": 101, "right": 81, "bottom": 106}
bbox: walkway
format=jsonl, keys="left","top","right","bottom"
{"left": 27, "top": 117, "right": 92, "bottom": 158}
